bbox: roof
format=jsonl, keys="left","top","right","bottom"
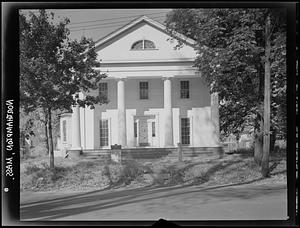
{"left": 94, "top": 15, "right": 196, "bottom": 49}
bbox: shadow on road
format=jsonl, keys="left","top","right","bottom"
{"left": 20, "top": 176, "right": 286, "bottom": 221}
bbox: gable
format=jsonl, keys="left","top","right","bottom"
{"left": 95, "top": 20, "right": 197, "bottom": 63}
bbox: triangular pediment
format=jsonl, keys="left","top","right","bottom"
{"left": 94, "top": 16, "right": 197, "bottom": 63}
{"left": 95, "top": 16, "right": 195, "bottom": 49}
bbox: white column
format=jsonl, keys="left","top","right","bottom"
{"left": 71, "top": 104, "right": 82, "bottom": 150}
{"left": 163, "top": 77, "right": 173, "bottom": 147}
{"left": 211, "top": 92, "right": 220, "bottom": 144}
{"left": 85, "top": 106, "right": 94, "bottom": 149}
{"left": 117, "top": 78, "right": 127, "bottom": 147}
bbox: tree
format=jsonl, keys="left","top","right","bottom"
{"left": 20, "top": 10, "right": 107, "bottom": 170}
{"left": 262, "top": 12, "right": 271, "bottom": 177}
{"left": 20, "top": 107, "right": 60, "bottom": 157}
{"left": 165, "top": 8, "right": 286, "bottom": 176}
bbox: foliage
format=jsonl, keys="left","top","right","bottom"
{"left": 19, "top": 10, "right": 107, "bottom": 168}
{"left": 20, "top": 10, "right": 106, "bottom": 113}
{"left": 117, "top": 160, "right": 144, "bottom": 185}
{"left": 23, "top": 162, "right": 68, "bottom": 189}
{"left": 20, "top": 153, "right": 286, "bottom": 192}
{"left": 20, "top": 107, "right": 60, "bottom": 155}
{"left": 165, "top": 8, "right": 286, "bottom": 139}
{"left": 159, "top": 165, "right": 185, "bottom": 186}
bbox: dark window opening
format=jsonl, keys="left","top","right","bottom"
{"left": 134, "top": 122, "right": 137, "bottom": 137}
{"left": 181, "top": 118, "right": 190, "bottom": 145}
{"left": 131, "top": 40, "right": 156, "bottom": 50}
{"left": 100, "top": 119, "right": 109, "bottom": 147}
{"left": 180, "top": 81, "right": 189, "bottom": 99}
{"left": 152, "top": 122, "right": 155, "bottom": 137}
{"left": 99, "top": 82, "right": 108, "bottom": 101}
{"left": 62, "top": 120, "right": 67, "bottom": 142}
{"left": 139, "top": 81, "right": 149, "bottom": 99}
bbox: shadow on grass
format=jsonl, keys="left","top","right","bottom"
{"left": 20, "top": 154, "right": 287, "bottom": 220}
{"left": 20, "top": 158, "right": 245, "bottom": 220}
{"left": 153, "top": 158, "right": 243, "bottom": 187}
{"left": 21, "top": 157, "right": 242, "bottom": 207}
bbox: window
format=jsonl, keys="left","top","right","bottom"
{"left": 131, "top": 39, "right": 156, "bottom": 50}
{"left": 180, "top": 81, "right": 190, "bottom": 99}
{"left": 134, "top": 122, "right": 137, "bottom": 137}
{"left": 139, "top": 81, "right": 149, "bottom": 99}
{"left": 62, "top": 120, "right": 67, "bottom": 142}
{"left": 99, "top": 82, "right": 108, "bottom": 101}
{"left": 100, "top": 120, "right": 109, "bottom": 147}
{"left": 131, "top": 40, "right": 143, "bottom": 49}
{"left": 181, "top": 118, "right": 190, "bottom": 145}
{"left": 152, "top": 122, "right": 155, "bottom": 137}
{"left": 144, "top": 40, "right": 156, "bottom": 49}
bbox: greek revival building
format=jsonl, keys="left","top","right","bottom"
{"left": 59, "top": 16, "right": 220, "bottom": 153}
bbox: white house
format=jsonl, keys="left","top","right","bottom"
{"left": 59, "top": 16, "right": 221, "bottom": 154}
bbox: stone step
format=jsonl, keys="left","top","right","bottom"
{"left": 80, "top": 147, "right": 223, "bottom": 159}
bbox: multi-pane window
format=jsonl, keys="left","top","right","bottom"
{"left": 144, "top": 40, "right": 156, "bottom": 49}
{"left": 131, "top": 40, "right": 156, "bottom": 50}
{"left": 100, "top": 120, "right": 109, "bottom": 147}
{"left": 99, "top": 82, "right": 108, "bottom": 101}
{"left": 134, "top": 122, "right": 137, "bottom": 137}
{"left": 131, "top": 40, "right": 143, "bottom": 49}
{"left": 180, "top": 81, "right": 190, "bottom": 99}
{"left": 181, "top": 118, "right": 190, "bottom": 145}
{"left": 139, "top": 81, "right": 149, "bottom": 99}
{"left": 152, "top": 122, "right": 155, "bottom": 137}
{"left": 62, "top": 120, "right": 67, "bottom": 142}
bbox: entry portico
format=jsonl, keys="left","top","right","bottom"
{"left": 113, "top": 75, "right": 176, "bottom": 148}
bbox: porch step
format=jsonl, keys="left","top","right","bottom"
{"left": 168, "top": 147, "right": 223, "bottom": 157}
{"left": 80, "top": 147, "right": 224, "bottom": 159}
{"left": 81, "top": 149, "right": 110, "bottom": 159}
{"left": 121, "top": 148, "right": 172, "bottom": 159}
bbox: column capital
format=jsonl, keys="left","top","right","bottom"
{"left": 162, "top": 76, "right": 173, "bottom": 81}
{"left": 115, "top": 77, "right": 127, "bottom": 82}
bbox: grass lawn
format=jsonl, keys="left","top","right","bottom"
{"left": 20, "top": 149, "right": 286, "bottom": 192}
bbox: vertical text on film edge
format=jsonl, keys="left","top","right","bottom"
{"left": 5, "top": 100, "right": 14, "bottom": 178}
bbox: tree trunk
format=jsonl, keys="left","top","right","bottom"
{"left": 254, "top": 129, "right": 263, "bottom": 166}
{"left": 44, "top": 121, "right": 49, "bottom": 155}
{"left": 47, "top": 108, "right": 55, "bottom": 170}
{"left": 270, "top": 127, "right": 277, "bottom": 154}
{"left": 43, "top": 108, "right": 50, "bottom": 155}
{"left": 261, "top": 13, "right": 271, "bottom": 177}
{"left": 254, "top": 112, "right": 264, "bottom": 165}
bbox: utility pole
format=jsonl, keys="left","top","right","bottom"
{"left": 262, "top": 12, "right": 271, "bottom": 177}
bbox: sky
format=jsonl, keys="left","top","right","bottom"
{"left": 20, "top": 9, "right": 172, "bottom": 41}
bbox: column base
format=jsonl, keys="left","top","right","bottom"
{"left": 164, "top": 145, "right": 176, "bottom": 148}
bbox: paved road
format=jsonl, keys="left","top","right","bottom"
{"left": 20, "top": 183, "right": 287, "bottom": 221}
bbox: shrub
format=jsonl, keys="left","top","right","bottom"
{"left": 152, "top": 175, "right": 165, "bottom": 186}
{"left": 193, "top": 173, "right": 209, "bottom": 184}
{"left": 141, "top": 165, "right": 153, "bottom": 174}
{"left": 23, "top": 162, "right": 69, "bottom": 190}
{"left": 103, "top": 165, "right": 112, "bottom": 185}
{"left": 24, "top": 164, "right": 41, "bottom": 175}
{"left": 117, "top": 160, "right": 144, "bottom": 185}
{"left": 168, "top": 167, "right": 185, "bottom": 185}
{"left": 152, "top": 165, "right": 185, "bottom": 186}
{"left": 234, "top": 148, "right": 254, "bottom": 154}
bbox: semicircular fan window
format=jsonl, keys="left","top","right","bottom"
{"left": 131, "top": 40, "right": 156, "bottom": 50}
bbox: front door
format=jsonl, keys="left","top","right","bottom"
{"left": 138, "top": 117, "right": 148, "bottom": 146}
